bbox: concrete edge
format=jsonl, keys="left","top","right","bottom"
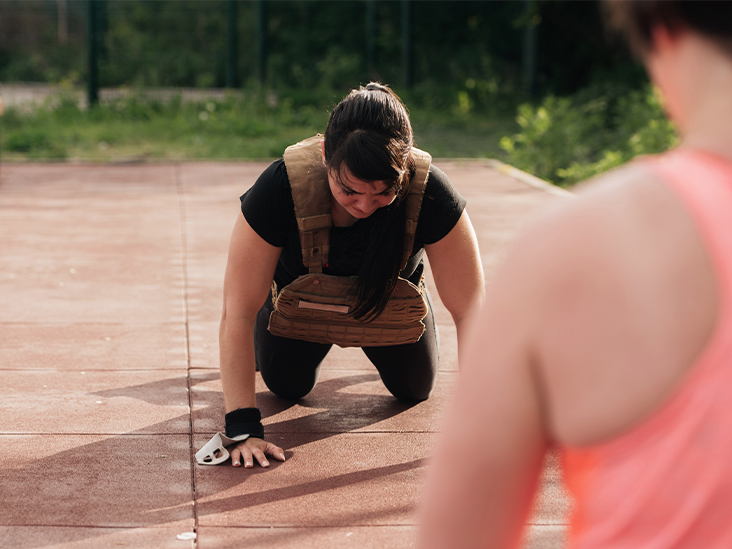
{"left": 486, "top": 159, "right": 576, "bottom": 198}
{"left": 0, "top": 158, "right": 278, "bottom": 166}
{"left": 433, "top": 157, "right": 575, "bottom": 198}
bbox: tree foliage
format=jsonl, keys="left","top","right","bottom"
{"left": 0, "top": 0, "right": 640, "bottom": 98}
{"left": 500, "top": 85, "right": 679, "bottom": 186}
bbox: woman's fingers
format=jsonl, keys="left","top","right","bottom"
{"left": 231, "top": 439, "right": 286, "bottom": 467}
{"left": 250, "top": 446, "right": 270, "bottom": 467}
{"left": 230, "top": 443, "right": 254, "bottom": 468}
{"left": 229, "top": 447, "right": 241, "bottom": 467}
{"left": 266, "top": 442, "right": 286, "bottom": 462}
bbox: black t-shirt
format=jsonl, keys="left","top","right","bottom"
{"left": 240, "top": 158, "right": 466, "bottom": 289}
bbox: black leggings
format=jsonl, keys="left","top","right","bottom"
{"left": 254, "top": 288, "right": 439, "bottom": 403}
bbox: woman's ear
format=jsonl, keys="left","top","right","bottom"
{"left": 320, "top": 139, "right": 326, "bottom": 165}
{"left": 645, "top": 22, "right": 693, "bottom": 131}
{"left": 650, "top": 23, "right": 679, "bottom": 56}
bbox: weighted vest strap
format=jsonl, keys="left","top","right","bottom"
{"left": 283, "top": 135, "right": 332, "bottom": 273}
{"left": 402, "top": 147, "right": 431, "bottom": 271}
{"left": 283, "top": 134, "right": 432, "bottom": 273}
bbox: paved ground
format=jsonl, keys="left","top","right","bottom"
{"left": 0, "top": 160, "right": 571, "bottom": 548}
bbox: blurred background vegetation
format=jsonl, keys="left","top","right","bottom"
{"left": 0, "top": 0, "right": 677, "bottom": 186}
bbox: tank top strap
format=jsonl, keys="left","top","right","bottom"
{"left": 649, "top": 149, "right": 732, "bottom": 309}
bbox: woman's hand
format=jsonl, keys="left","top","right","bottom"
{"left": 230, "top": 438, "right": 286, "bottom": 468}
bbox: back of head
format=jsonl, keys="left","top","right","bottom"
{"left": 604, "top": 0, "right": 732, "bottom": 58}
{"left": 324, "top": 82, "right": 414, "bottom": 200}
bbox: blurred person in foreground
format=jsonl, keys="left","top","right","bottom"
{"left": 417, "top": 1, "right": 732, "bottom": 547}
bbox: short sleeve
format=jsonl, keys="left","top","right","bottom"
{"left": 240, "top": 159, "right": 296, "bottom": 247}
{"left": 416, "top": 164, "right": 467, "bottom": 245}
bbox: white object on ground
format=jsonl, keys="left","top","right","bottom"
{"left": 195, "top": 432, "right": 250, "bottom": 465}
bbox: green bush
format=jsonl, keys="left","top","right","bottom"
{"left": 4, "top": 128, "right": 67, "bottom": 159}
{"left": 500, "top": 84, "right": 679, "bottom": 186}
{"left": 5, "top": 129, "right": 52, "bottom": 152}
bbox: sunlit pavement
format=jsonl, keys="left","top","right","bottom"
{"left": 0, "top": 160, "right": 570, "bottom": 548}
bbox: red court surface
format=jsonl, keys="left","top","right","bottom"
{"left": 0, "top": 160, "right": 572, "bottom": 548}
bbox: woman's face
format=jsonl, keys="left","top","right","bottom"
{"left": 328, "top": 164, "right": 397, "bottom": 219}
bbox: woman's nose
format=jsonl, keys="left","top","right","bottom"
{"left": 357, "top": 196, "right": 374, "bottom": 211}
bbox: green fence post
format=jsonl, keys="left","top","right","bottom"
{"left": 523, "top": 0, "right": 539, "bottom": 98}
{"left": 365, "top": 0, "right": 376, "bottom": 80}
{"left": 402, "top": 0, "right": 413, "bottom": 89}
{"left": 226, "top": 0, "right": 239, "bottom": 88}
{"left": 257, "top": 0, "right": 267, "bottom": 85}
{"left": 87, "top": 0, "right": 99, "bottom": 107}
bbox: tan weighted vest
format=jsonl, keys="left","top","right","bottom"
{"left": 267, "top": 135, "right": 432, "bottom": 347}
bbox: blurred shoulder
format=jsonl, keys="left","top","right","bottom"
{"left": 492, "top": 159, "right": 677, "bottom": 324}
{"left": 518, "top": 159, "right": 670, "bottom": 264}
{"left": 506, "top": 159, "right": 719, "bottom": 444}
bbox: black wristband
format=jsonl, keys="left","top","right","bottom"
{"left": 225, "top": 407, "right": 264, "bottom": 439}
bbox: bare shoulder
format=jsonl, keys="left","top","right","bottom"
{"left": 505, "top": 162, "right": 718, "bottom": 446}
{"left": 524, "top": 162, "right": 673, "bottom": 262}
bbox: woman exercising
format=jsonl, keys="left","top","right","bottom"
{"left": 213, "top": 83, "right": 484, "bottom": 469}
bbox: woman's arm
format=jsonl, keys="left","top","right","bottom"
{"left": 219, "top": 213, "right": 285, "bottom": 467}
{"left": 417, "top": 220, "right": 550, "bottom": 548}
{"left": 416, "top": 295, "right": 548, "bottom": 548}
{"left": 424, "top": 210, "right": 485, "bottom": 357}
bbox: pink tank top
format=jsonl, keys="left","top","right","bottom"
{"left": 562, "top": 148, "right": 732, "bottom": 548}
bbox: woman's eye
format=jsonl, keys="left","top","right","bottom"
{"left": 341, "top": 188, "right": 356, "bottom": 196}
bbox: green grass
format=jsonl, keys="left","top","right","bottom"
{"left": 411, "top": 109, "right": 515, "bottom": 160}
{"left": 2, "top": 85, "right": 675, "bottom": 187}
{"left": 0, "top": 91, "right": 516, "bottom": 163}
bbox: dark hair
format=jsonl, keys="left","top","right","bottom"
{"left": 603, "top": 0, "right": 732, "bottom": 58}
{"left": 324, "top": 82, "right": 416, "bottom": 320}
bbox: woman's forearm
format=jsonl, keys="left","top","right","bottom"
{"left": 454, "top": 316, "right": 472, "bottom": 362}
{"left": 219, "top": 314, "right": 258, "bottom": 412}
{"left": 453, "top": 293, "right": 485, "bottom": 362}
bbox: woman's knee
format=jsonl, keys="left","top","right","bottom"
{"left": 383, "top": 373, "right": 436, "bottom": 403}
{"left": 267, "top": 382, "right": 315, "bottom": 401}
{"left": 259, "top": 365, "right": 320, "bottom": 401}
{"left": 392, "top": 387, "right": 431, "bottom": 403}
{"left": 255, "top": 322, "right": 330, "bottom": 400}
